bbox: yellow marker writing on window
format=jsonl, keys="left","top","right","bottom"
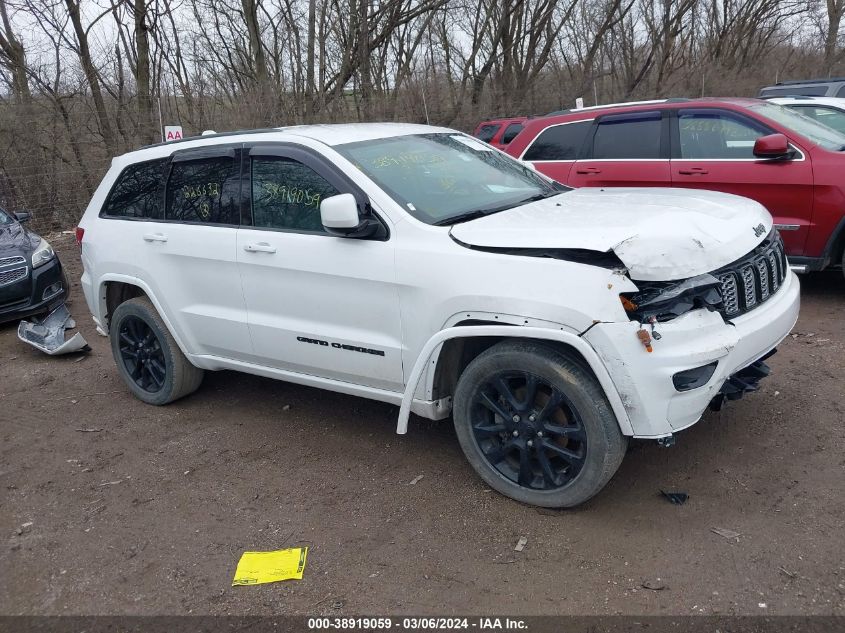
{"left": 232, "top": 547, "right": 308, "bottom": 586}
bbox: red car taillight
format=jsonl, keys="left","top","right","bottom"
{"left": 75, "top": 227, "right": 84, "bottom": 247}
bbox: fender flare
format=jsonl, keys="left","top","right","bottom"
{"left": 96, "top": 273, "right": 192, "bottom": 358}
{"left": 397, "top": 325, "right": 634, "bottom": 436}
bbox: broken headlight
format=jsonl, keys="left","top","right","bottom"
{"left": 620, "top": 274, "right": 723, "bottom": 323}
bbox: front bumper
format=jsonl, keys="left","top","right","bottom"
{"left": 0, "top": 256, "right": 67, "bottom": 324}
{"left": 583, "top": 270, "right": 801, "bottom": 438}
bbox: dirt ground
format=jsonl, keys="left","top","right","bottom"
{"left": 1, "top": 234, "right": 843, "bottom": 617}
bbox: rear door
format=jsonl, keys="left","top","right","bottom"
{"left": 155, "top": 146, "right": 253, "bottom": 358}
{"left": 519, "top": 118, "right": 593, "bottom": 184}
{"left": 99, "top": 146, "right": 253, "bottom": 360}
{"left": 235, "top": 143, "right": 404, "bottom": 392}
{"left": 568, "top": 110, "right": 671, "bottom": 188}
{"left": 669, "top": 108, "right": 815, "bottom": 256}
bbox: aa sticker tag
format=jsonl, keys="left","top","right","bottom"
{"left": 232, "top": 547, "right": 308, "bottom": 586}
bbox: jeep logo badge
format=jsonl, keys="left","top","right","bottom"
{"left": 753, "top": 223, "right": 766, "bottom": 237}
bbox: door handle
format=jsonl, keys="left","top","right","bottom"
{"left": 677, "top": 167, "right": 709, "bottom": 175}
{"left": 142, "top": 233, "right": 168, "bottom": 242}
{"left": 243, "top": 242, "right": 277, "bottom": 254}
{"left": 575, "top": 167, "right": 602, "bottom": 174}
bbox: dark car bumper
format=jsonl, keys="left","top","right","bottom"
{"left": 0, "top": 256, "right": 67, "bottom": 324}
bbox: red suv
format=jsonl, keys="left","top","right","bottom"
{"left": 473, "top": 117, "right": 528, "bottom": 150}
{"left": 506, "top": 98, "right": 845, "bottom": 275}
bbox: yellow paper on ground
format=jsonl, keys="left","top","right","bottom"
{"left": 232, "top": 547, "right": 308, "bottom": 586}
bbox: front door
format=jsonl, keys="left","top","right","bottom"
{"left": 670, "top": 108, "right": 815, "bottom": 256}
{"left": 236, "top": 144, "right": 404, "bottom": 392}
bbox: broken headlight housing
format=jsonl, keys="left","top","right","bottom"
{"left": 620, "top": 273, "right": 724, "bottom": 323}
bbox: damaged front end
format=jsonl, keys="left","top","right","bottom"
{"left": 620, "top": 274, "right": 724, "bottom": 323}
{"left": 709, "top": 351, "right": 775, "bottom": 412}
{"left": 616, "top": 267, "right": 782, "bottom": 416}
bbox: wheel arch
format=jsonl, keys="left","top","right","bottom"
{"left": 96, "top": 274, "right": 191, "bottom": 358}
{"left": 824, "top": 215, "right": 845, "bottom": 269}
{"left": 398, "top": 323, "right": 634, "bottom": 437}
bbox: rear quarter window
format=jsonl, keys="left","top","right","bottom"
{"left": 522, "top": 120, "right": 592, "bottom": 161}
{"left": 101, "top": 158, "right": 168, "bottom": 219}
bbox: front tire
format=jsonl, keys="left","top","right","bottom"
{"left": 109, "top": 297, "right": 204, "bottom": 405}
{"left": 452, "top": 340, "right": 627, "bottom": 508}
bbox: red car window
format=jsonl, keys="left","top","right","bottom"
{"left": 591, "top": 112, "right": 662, "bottom": 159}
{"left": 501, "top": 123, "right": 524, "bottom": 144}
{"left": 475, "top": 124, "right": 500, "bottom": 143}
{"left": 522, "top": 121, "right": 592, "bottom": 160}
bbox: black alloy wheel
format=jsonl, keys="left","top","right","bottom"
{"left": 118, "top": 315, "right": 167, "bottom": 393}
{"left": 470, "top": 370, "right": 587, "bottom": 490}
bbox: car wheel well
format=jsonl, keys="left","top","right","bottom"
{"left": 105, "top": 281, "right": 147, "bottom": 327}
{"left": 431, "top": 324, "right": 597, "bottom": 401}
{"left": 832, "top": 228, "right": 845, "bottom": 269}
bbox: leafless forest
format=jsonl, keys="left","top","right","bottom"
{"left": 1, "top": 0, "right": 844, "bottom": 231}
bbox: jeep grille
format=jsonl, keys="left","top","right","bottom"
{"left": 715, "top": 230, "right": 787, "bottom": 319}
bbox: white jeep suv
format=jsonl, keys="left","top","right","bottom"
{"left": 77, "top": 123, "right": 800, "bottom": 507}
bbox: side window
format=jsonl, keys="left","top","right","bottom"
{"left": 522, "top": 120, "right": 592, "bottom": 161}
{"left": 475, "top": 124, "right": 500, "bottom": 143}
{"left": 501, "top": 123, "right": 524, "bottom": 144}
{"left": 837, "top": 86, "right": 845, "bottom": 98}
{"left": 592, "top": 112, "right": 662, "bottom": 159}
{"left": 251, "top": 157, "right": 340, "bottom": 233}
{"left": 678, "top": 111, "right": 769, "bottom": 159}
{"left": 101, "top": 159, "right": 168, "bottom": 219}
{"left": 165, "top": 156, "right": 239, "bottom": 224}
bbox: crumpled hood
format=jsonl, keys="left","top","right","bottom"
{"left": 449, "top": 187, "right": 773, "bottom": 281}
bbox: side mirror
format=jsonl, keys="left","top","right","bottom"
{"left": 14, "top": 210, "right": 31, "bottom": 223}
{"left": 320, "top": 193, "right": 360, "bottom": 230}
{"left": 753, "top": 134, "right": 793, "bottom": 160}
{"left": 320, "top": 193, "right": 386, "bottom": 239}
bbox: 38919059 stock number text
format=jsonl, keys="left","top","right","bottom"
{"left": 307, "top": 617, "right": 472, "bottom": 630}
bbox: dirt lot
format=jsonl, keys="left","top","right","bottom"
{"left": 1, "top": 234, "right": 843, "bottom": 616}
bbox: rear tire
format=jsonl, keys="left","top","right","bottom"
{"left": 452, "top": 340, "right": 627, "bottom": 508}
{"left": 109, "top": 297, "right": 203, "bottom": 405}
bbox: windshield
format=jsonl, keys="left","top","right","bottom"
{"left": 788, "top": 105, "right": 845, "bottom": 135}
{"left": 0, "top": 208, "right": 13, "bottom": 225}
{"left": 334, "top": 133, "right": 563, "bottom": 225}
{"left": 749, "top": 102, "right": 845, "bottom": 150}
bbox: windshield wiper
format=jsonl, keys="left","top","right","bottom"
{"left": 433, "top": 190, "right": 561, "bottom": 227}
{"left": 519, "top": 190, "right": 560, "bottom": 204}
{"left": 433, "top": 210, "right": 493, "bottom": 226}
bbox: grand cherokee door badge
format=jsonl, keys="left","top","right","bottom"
{"left": 296, "top": 336, "right": 385, "bottom": 357}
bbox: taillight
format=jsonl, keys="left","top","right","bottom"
{"left": 75, "top": 227, "right": 84, "bottom": 247}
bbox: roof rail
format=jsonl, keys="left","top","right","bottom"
{"left": 140, "top": 127, "right": 284, "bottom": 150}
{"left": 761, "top": 94, "right": 817, "bottom": 100}
{"left": 547, "top": 98, "right": 689, "bottom": 116}
{"left": 774, "top": 77, "right": 845, "bottom": 86}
